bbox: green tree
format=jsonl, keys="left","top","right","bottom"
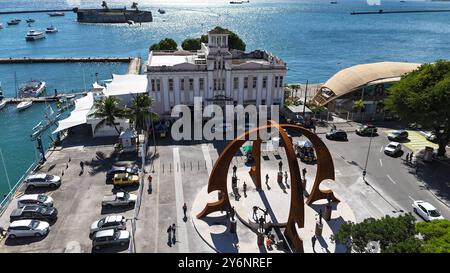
{"left": 352, "top": 99, "right": 365, "bottom": 121}
{"left": 89, "top": 96, "right": 128, "bottom": 134}
{"left": 307, "top": 101, "right": 326, "bottom": 119}
{"left": 416, "top": 219, "right": 450, "bottom": 253}
{"left": 101, "top": 1, "right": 108, "bottom": 10}
{"left": 331, "top": 214, "right": 422, "bottom": 253}
{"left": 200, "top": 26, "right": 246, "bottom": 51}
{"left": 182, "top": 38, "right": 202, "bottom": 51}
{"left": 150, "top": 38, "right": 178, "bottom": 51}
{"left": 131, "top": 2, "right": 138, "bottom": 10}
{"left": 384, "top": 60, "right": 450, "bottom": 156}
{"left": 127, "top": 94, "right": 155, "bottom": 132}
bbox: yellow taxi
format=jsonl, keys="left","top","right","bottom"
{"left": 112, "top": 173, "right": 140, "bottom": 186}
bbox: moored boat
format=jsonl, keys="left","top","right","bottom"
{"left": 16, "top": 100, "right": 33, "bottom": 111}
{"left": 45, "top": 25, "right": 58, "bottom": 33}
{"left": 48, "top": 12, "right": 65, "bottom": 17}
{"left": 158, "top": 9, "right": 166, "bottom": 14}
{"left": 0, "top": 100, "right": 7, "bottom": 110}
{"left": 7, "top": 19, "right": 20, "bottom": 25}
{"left": 26, "top": 19, "right": 35, "bottom": 23}
{"left": 19, "top": 80, "right": 46, "bottom": 98}
{"left": 25, "top": 30, "right": 46, "bottom": 41}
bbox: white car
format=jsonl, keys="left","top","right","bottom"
{"left": 384, "top": 142, "right": 402, "bottom": 156}
{"left": 90, "top": 215, "right": 126, "bottom": 236}
{"left": 25, "top": 173, "right": 61, "bottom": 189}
{"left": 7, "top": 219, "right": 50, "bottom": 238}
{"left": 17, "top": 194, "right": 54, "bottom": 208}
{"left": 412, "top": 200, "right": 444, "bottom": 221}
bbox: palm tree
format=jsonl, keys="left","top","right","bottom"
{"left": 131, "top": 2, "right": 139, "bottom": 11}
{"left": 353, "top": 99, "right": 365, "bottom": 121}
{"left": 101, "top": 1, "right": 108, "bottom": 10}
{"left": 89, "top": 96, "right": 127, "bottom": 134}
{"left": 128, "top": 94, "right": 155, "bottom": 132}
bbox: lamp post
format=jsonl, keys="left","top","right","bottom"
{"left": 0, "top": 148, "right": 12, "bottom": 191}
{"left": 363, "top": 128, "right": 374, "bottom": 180}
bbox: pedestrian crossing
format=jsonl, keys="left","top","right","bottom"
{"left": 384, "top": 130, "right": 438, "bottom": 153}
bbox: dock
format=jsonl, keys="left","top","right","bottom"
{"left": 0, "top": 9, "right": 73, "bottom": 15}
{"left": 351, "top": 9, "right": 450, "bottom": 15}
{"left": 3, "top": 92, "right": 87, "bottom": 105}
{"left": 0, "top": 57, "right": 134, "bottom": 64}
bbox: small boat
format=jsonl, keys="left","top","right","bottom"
{"left": 330, "top": 1, "right": 338, "bottom": 4}
{"left": 7, "top": 19, "right": 20, "bottom": 25}
{"left": 17, "top": 100, "right": 33, "bottom": 111}
{"left": 157, "top": 9, "right": 166, "bottom": 14}
{"left": 45, "top": 25, "right": 58, "bottom": 33}
{"left": 0, "top": 83, "right": 4, "bottom": 100}
{"left": 48, "top": 12, "right": 65, "bottom": 17}
{"left": 26, "top": 19, "right": 35, "bottom": 23}
{"left": 25, "top": 30, "right": 46, "bottom": 41}
{"left": 0, "top": 100, "right": 7, "bottom": 110}
{"left": 0, "top": 23, "right": 3, "bottom": 29}
{"left": 18, "top": 80, "right": 46, "bottom": 97}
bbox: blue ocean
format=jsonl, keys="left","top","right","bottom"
{"left": 0, "top": 0, "right": 449, "bottom": 198}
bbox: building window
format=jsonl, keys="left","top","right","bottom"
{"left": 156, "top": 79, "right": 161, "bottom": 91}
{"left": 199, "top": 78, "right": 205, "bottom": 90}
{"left": 169, "top": 79, "right": 174, "bottom": 91}
{"left": 189, "top": 78, "right": 194, "bottom": 91}
{"left": 151, "top": 79, "right": 156, "bottom": 92}
{"left": 244, "top": 77, "right": 248, "bottom": 89}
{"left": 274, "top": 76, "right": 279, "bottom": 88}
{"left": 263, "top": 76, "right": 267, "bottom": 88}
{"left": 221, "top": 80, "right": 225, "bottom": 90}
{"left": 214, "top": 79, "right": 217, "bottom": 90}
{"left": 214, "top": 61, "right": 217, "bottom": 69}
{"left": 233, "top": 77, "right": 239, "bottom": 89}
{"left": 279, "top": 76, "right": 283, "bottom": 87}
{"left": 180, "top": 79, "right": 185, "bottom": 91}
{"left": 252, "top": 77, "right": 257, "bottom": 88}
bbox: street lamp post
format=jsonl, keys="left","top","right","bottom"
{"left": 362, "top": 128, "right": 374, "bottom": 180}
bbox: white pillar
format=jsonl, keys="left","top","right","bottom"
{"left": 266, "top": 74, "right": 273, "bottom": 105}
{"left": 162, "top": 76, "right": 170, "bottom": 112}
{"left": 174, "top": 76, "right": 180, "bottom": 105}
{"left": 256, "top": 75, "right": 263, "bottom": 107}
{"left": 238, "top": 76, "right": 244, "bottom": 105}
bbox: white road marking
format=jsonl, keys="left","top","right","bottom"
{"left": 386, "top": 174, "right": 397, "bottom": 184}
{"left": 408, "top": 195, "right": 415, "bottom": 202}
{"left": 154, "top": 158, "right": 161, "bottom": 252}
{"left": 380, "top": 146, "right": 383, "bottom": 153}
{"left": 379, "top": 158, "right": 383, "bottom": 167}
{"left": 173, "top": 147, "right": 189, "bottom": 252}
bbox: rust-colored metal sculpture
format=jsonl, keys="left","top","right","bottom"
{"left": 196, "top": 121, "right": 338, "bottom": 253}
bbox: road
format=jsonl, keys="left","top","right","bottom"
{"left": 321, "top": 128, "right": 450, "bottom": 220}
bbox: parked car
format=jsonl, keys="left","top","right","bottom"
{"left": 408, "top": 123, "right": 422, "bottom": 129}
{"left": 384, "top": 142, "right": 402, "bottom": 156}
{"left": 412, "top": 200, "right": 444, "bottom": 221}
{"left": 106, "top": 166, "right": 139, "bottom": 182}
{"left": 92, "top": 229, "right": 130, "bottom": 250}
{"left": 90, "top": 215, "right": 126, "bottom": 236}
{"left": 102, "top": 191, "right": 137, "bottom": 208}
{"left": 112, "top": 173, "right": 139, "bottom": 186}
{"left": 24, "top": 173, "right": 61, "bottom": 189}
{"left": 425, "top": 132, "right": 437, "bottom": 143}
{"left": 10, "top": 205, "right": 58, "bottom": 222}
{"left": 17, "top": 194, "right": 53, "bottom": 208}
{"left": 387, "top": 130, "right": 409, "bottom": 141}
{"left": 7, "top": 219, "right": 50, "bottom": 239}
{"left": 326, "top": 129, "right": 348, "bottom": 140}
{"left": 356, "top": 124, "right": 378, "bottom": 136}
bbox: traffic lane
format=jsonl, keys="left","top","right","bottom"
{"left": 324, "top": 131, "right": 450, "bottom": 220}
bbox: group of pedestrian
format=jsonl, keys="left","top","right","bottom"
{"left": 167, "top": 224, "right": 177, "bottom": 246}
{"left": 405, "top": 152, "right": 414, "bottom": 164}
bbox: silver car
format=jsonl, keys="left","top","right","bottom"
{"left": 25, "top": 173, "right": 61, "bottom": 189}
{"left": 7, "top": 219, "right": 50, "bottom": 239}
{"left": 17, "top": 194, "right": 54, "bottom": 208}
{"left": 92, "top": 229, "right": 130, "bottom": 250}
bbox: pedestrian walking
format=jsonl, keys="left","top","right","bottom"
{"left": 284, "top": 171, "right": 288, "bottom": 184}
{"left": 302, "top": 168, "right": 307, "bottom": 179}
{"left": 312, "top": 236, "right": 317, "bottom": 253}
{"left": 278, "top": 161, "right": 283, "bottom": 172}
{"left": 243, "top": 181, "right": 247, "bottom": 196}
{"left": 252, "top": 206, "right": 258, "bottom": 220}
{"left": 182, "top": 203, "right": 187, "bottom": 219}
{"left": 410, "top": 152, "right": 414, "bottom": 162}
{"left": 265, "top": 174, "right": 269, "bottom": 184}
{"left": 406, "top": 153, "right": 410, "bottom": 163}
{"left": 167, "top": 225, "right": 172, "bottom": 244}
{"left": 79, "top": 161, "right": 84, "bottom": 175}
{"left": 172, "top": 223, "right": 177, "bottom": 244}
{"left": 232, "top": 165, "right": 237, "bottom": 177}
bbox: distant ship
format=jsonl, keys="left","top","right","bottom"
{"left": 230, "top": 1, "right": 250, "bottom": 4}
{"left": 73, "top": 7, "right": 153, "bottom": 23}
{"left": 25, "top": 30, "right": 46, "bottom": 41}
{"left": 330, "top": 1, "right": 338, "bottom": 4}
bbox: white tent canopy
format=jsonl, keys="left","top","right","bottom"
{"left": 102, "top": 74, "right": 148, "bottom": 97}
{"left": 53, "top": 92, "right": 94, "bottom": 134}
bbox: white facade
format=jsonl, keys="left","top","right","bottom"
{"left": 145, "top": 29, "right": 287, "bottom": 117}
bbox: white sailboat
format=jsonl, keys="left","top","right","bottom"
{"left": 0, "top": 82, "right": 6, "bottom": 110}
{"left": 0, "top": 100, "right": 6, "bottom": 110}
